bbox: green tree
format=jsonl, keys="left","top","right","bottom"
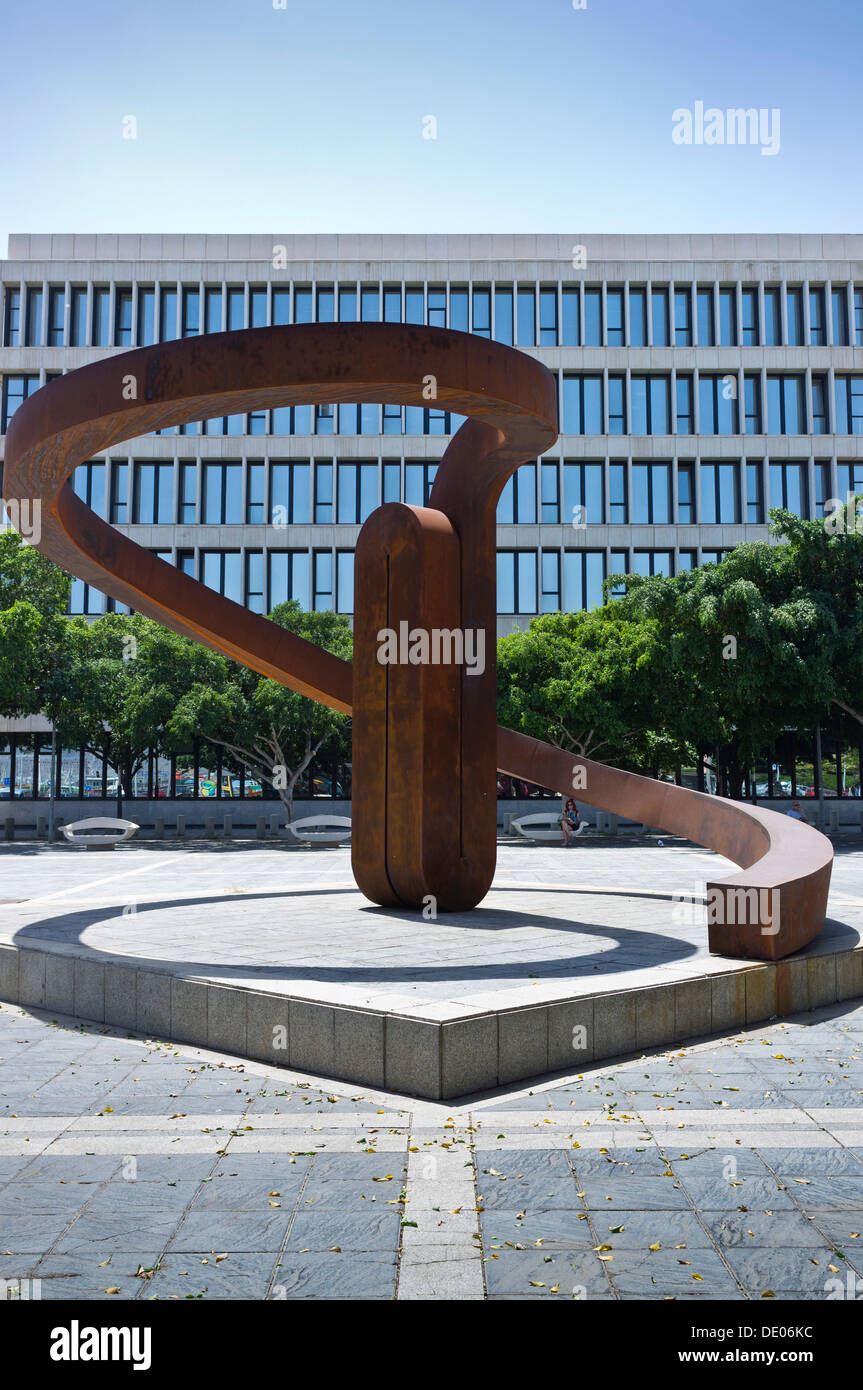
{"left": 0, "top": 531, "right": 71, "bottom": 717}
{"left": 166, "top": 601, "right": 353, "bottom": 822}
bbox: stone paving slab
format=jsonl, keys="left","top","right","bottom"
{"left": 0, "top": 842, "right": 861, "bottom": 1097}
{"left": 2, "top": 986, "right": 863, "bottom": 1300}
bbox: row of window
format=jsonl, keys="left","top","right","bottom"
{"left": 0, "top": 736, "right": 350, "bottom": 803}
{"left": 68, "top": 542, "right": 776, "bottom": 618}
{"left": 4, "top": 727, "right": 858, "bottom": 802}
{"left": 4, "top": 370, "right": 862, "bottom": 438}
{"left": 58, "top": 456, "right": 853, "bottom": 531}
{"left": 4, "top": 279, "right": 863, "bottom": 350}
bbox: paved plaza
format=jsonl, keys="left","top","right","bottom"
{"left": 0, "top": 837, "right": 862, "bottom": 1299}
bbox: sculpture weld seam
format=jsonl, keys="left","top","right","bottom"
{"left": 3, "top": 322, "right": 832, "bottom": 960}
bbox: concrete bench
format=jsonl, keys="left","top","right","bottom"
{"left": 510, "top": 810, "right": 587, "bottom": 843}
{"left": 60, "top": 816, "right": 140, "bottom": 850}
{"left": 286, "top": 815, "right": 352, "bottom": 848}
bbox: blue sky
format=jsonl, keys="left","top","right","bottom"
{"left": 1, "top": 0, "right": 860, "bottom": 250}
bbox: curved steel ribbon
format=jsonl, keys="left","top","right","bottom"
{"left": 2, "top": 324, "right": 832, "bottom": 959}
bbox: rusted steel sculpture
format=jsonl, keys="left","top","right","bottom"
{"left": 3, "top": 324, "right": 832, "bottom": 959}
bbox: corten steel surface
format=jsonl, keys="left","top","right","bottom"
{"left": 3, "top": 323, "right": 832, "bottom": 960}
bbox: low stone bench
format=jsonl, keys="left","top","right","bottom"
{"left": 286, "top": 814, "right": 352, "bottom": 848}
{"left": 510, "top": 810, "right": 587, "bottom": 843}
{"left": 60, "top": 816, "right": 140, "bottom": 850}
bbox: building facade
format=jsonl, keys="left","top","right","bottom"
{"left": 1, "top": 233, "right": 862, "bottom": 821}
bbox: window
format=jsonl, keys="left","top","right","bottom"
{"left": 741, "top": 288, "right": 759, "bottom": 345}
{"left": 767, "top": 375, "right": 806, "bottom": 433}
{"left": 314, "top": 462, "right": 333, "bottom": 523}
{"left": 541, "top": 551, "right": 560, "bottom": 612}
{"left": 133, "top": 463, "right": 174, "bottom": 523}
{"left": 271, "top": 462, "right": 311, "bottom": 524}
{"left": 3, "top": 287, "right": 20, "bottom": 345}
{"left": 699, "top": 375, "right": 739, "bottom": 434}
{"left": 68, "top": 578, "right": 105, "bottom": 615}
{"left": 812, "top": 376, "right": 829, "bottom": 434}
{"left": 1, "top": 375, "right": 39, "bottom": 432}
{"left": 629, "top": 288, "right": 647, "bottom": 346}
{"left": 832, "top": 288, "right": 849, "bottom": 346}
{"left": 608, "top": 375, "right": 626, "bottom": 433}
{"left": 855, "top": 289, "right": 863, "bottom": 346}
{"left": 450, "top": 289, "right": 468, "bottom": 331}
{"left": 315, "top": 403, "right": 334, "bottom": 435}
{"left": 835, "top": 377, "right": 863, "bottom": 434}
{"left": 497, "top": 464, "right": 537, "bottom": 523}
{"left": 92, "top": 287, "right": 110, "bottom": 346}
{"left": 809, "top": 287, "right": 826, "bottom": 345}
{"left": 632, "top": 463, "right": 671, "bottom": 523}
{"left": 26, "top": 287, "right": 43, "bottom": 345}
{"left": 744, "top": 375, "right": 762, "bottom": 433}
{"left": 561, "top": 375, "right": 602, "bottom": 433}
{"left": 114, "top": 289, "right": 132, "bottom": 346}
{"left": 609, "top": 463, "right": 627, "bottom": 523}
{"left": 494, "top": 288, "right": 513, "bottom": 345}
{"left": 159, "top": 287, "right": 177, "bottom": 341}
{"left": 561, "top": 287, "right": 579, "bottom": 345}
{"left": 814, "top": 462, "right": 831, "bottom": 518}
{"left": 272, "top": 288, "right": 290, "bottom": 325}
{"left": 205, "top": 288, "right": 223, "bottom": 333}
{"left": 382, "top": 403, "right": 401, "bottom": 434}
{"left": 67, "top": 287, "right": 87, "bottom": 346}
{"left": 337, "top": 463, "right": 378, "bottom": 523}
{"left": 764, "top": 288, "right": 781, "bottom": 346}
{"left": 606, "top": 289, "right": 624, "bottom": 346}
{"left": 517, "top": 288, "right": 535, "bottom": 345}
{"left": 313, "top": 551, "right": 334, "bottom": 610}
{"left": 746, "top": 463, "right": 764, "bottom": 523}
{"left": 72, "top": 462, "right": 106, "bottom": 518}
{"left": 539, "top": 288, "right": 558, "bottom": 346}
{"left": 269, "top": 551, "right": 310, "bottom": 611}
{"left": 786, "top": 287, "right": 804, "bottom": 346}
{"left": 837, "top": 463, "right": 863, "bottom": 501}
{"left": 358, "top": 287, "right": 378, "bottom": 323}
{"left": 111, "top": 461, "right": 128, "bottom": 524}
{"left": 179, "top": 461, "right": 197, "bottom": 523}
{"left": 203, "top": 463, "right": 241, "bottom": 524}
{"left": 383, "top": 461, "right": 400, "bottom": 503}
{"left": 497, "top": 551, "right": 537, "bottom": 613}
{"left": 696, "top": 288, "right": 714, "bottom": 346}
{"left": 202, "top": 551, "right": 242, "bottom": 603}
{"left": 182, "top": 288, "right": 200, "bottom": 337}
{"left": 246, "top": 552, "right": 264, "bottom": 612}
{"left": 719, "top": 288, "right": 736, "bottom": 346}
{"left": 472, "top": 288, "right": 490, "bottom": 338}
{"left": 47, "top": 287, "right": 64, "bottom": 346}
{"left": 633, "top": 551, "right": 672, "bottom": 578}
{"left": 405, "top": 463, "right": 438, "bottom": 506}
{"left": 227, "top": 288, "right": 244, "bottom": 331}
{"left": 608, "top": 550, "right": 628, "bottom": 595}
{"left": 674, "top": 288, "right": 691, "bottom": 346}
{"left": 677, "top": 463, "right": 695, "bottom": 523}
{"left": 540, "top": 462, "right": 560, "bottom": 523}
{"left": 700, "top": 463, "right": 739, "bottom": 523}
{"left": 584, "top": 289, "right": 602, "bottom": 345}
{"left": 295, "top": 288, "right": 313, "bottom": 323}
{"left": 243, "top": 288, "right": 263, "bottom": 330}
{"left": 563, "top": 552, "right": 606, "bottom": 611}
{"left": 138, "top": 288, "right": 155, "bottom": 345}
{"left": 427, "top": 288, "right": 446, "bottom": 328}
{"left": 651, "top": 288, "right": 669, "bottom": 345}
{"left": 563, "top": 462, "right": 603, "bottom": 525}
{"left": 678, "top": 550, "right": 696, "bottom": 572}
{"left": 631, "top": 376, "right": 670, "bottom": 434}
{"left": 769, "top": 462, "right": 808, "bottom": 517}
{"left": 676, "top": 375, "right": 694, "bottom": 434}
{"left": 336, "top": 551, "right": 354, "bottom": 612}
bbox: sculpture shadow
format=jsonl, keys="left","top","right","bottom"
{"left": 9, "top": 885, "right": 701, "bottom": 985}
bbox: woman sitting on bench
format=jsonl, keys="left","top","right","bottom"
{"left": 560, "top": 798, "right": 581, "bottom": 845}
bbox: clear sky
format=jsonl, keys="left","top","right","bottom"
{"left": 2, "top": 0, "right": 861, "bottom": 252}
